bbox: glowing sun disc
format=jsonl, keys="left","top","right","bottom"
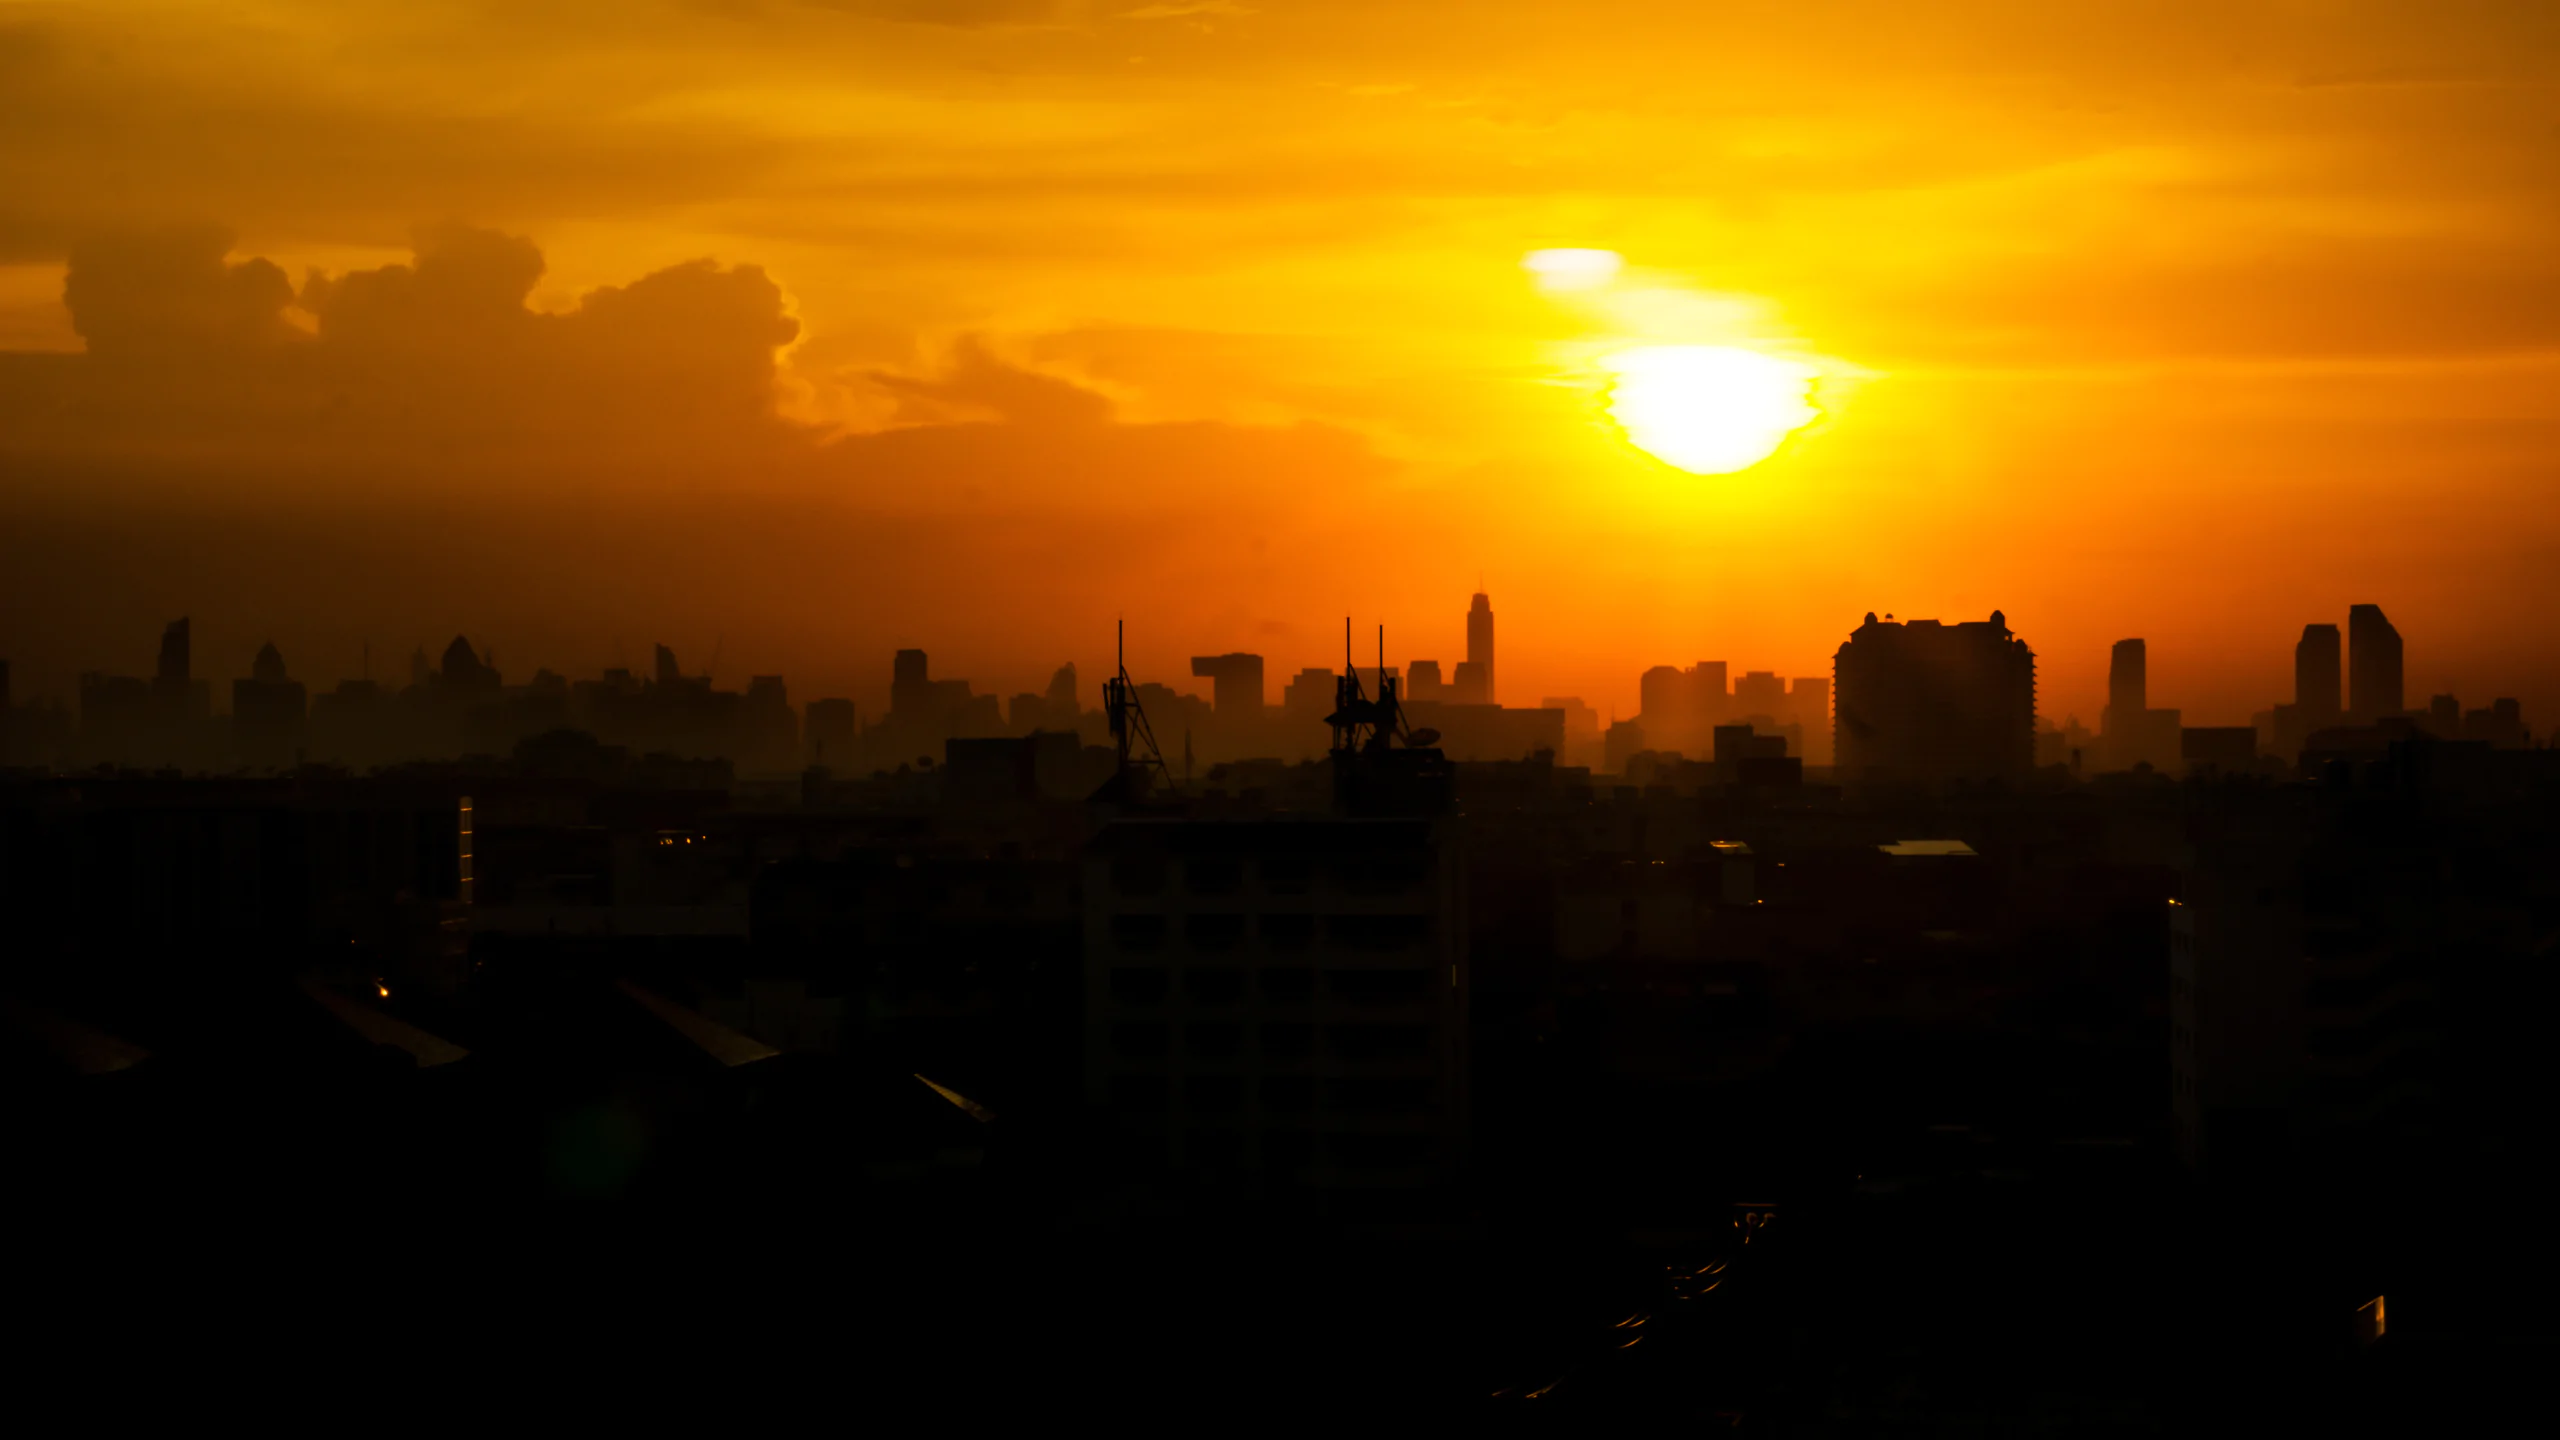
{"left": 1602, "top": 345, "right": 1819, "bottom": 475}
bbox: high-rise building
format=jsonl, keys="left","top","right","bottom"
{"left": 1449, "top": 661, "right": 1489, "bottom": 707}
{"left": 1083, "top": 816, "right": 1466, "bottom": 1204}
{"left": 1732, "top": 670, "right": 1786, "bottom": 719}
{"left": 1832, "top": 611, "right": 2037, "bottom": 787}
{"left": 2348, "top": 604, "right": 2403, "bottom": 723}
{"left": 233, "top": 641, "right": 308, "bottom": 769}
{"left": 1465, "top": 592, "right": 1494, "bottom": 705}
{"left": 2101, "top": 638, "right": 2181, "bottom": 771}
{"left": 1405, "top": 661, "right": 1445, "bottom": 703}
{"left": 1283, "top": 668, "right": 1337, "bottom": 728}
{"left": 2109, "top": 639, "right": 2146, "bottom": 718}
{"left": 156, "top": 618, "right": 189, "bottom": 687}
{"left": 1190, "top": 654, "right": 1267, "bottom": 716}
{"left": 2294, "top": 624, "right": 2342, "bottom": 726}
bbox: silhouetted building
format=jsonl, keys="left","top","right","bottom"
{"left": 2296, "top": 623, "right": 2342, "bottom": 727}
{"left": 2101, "top": 638, "right": 2181, "bottom": 772}
{"left": 2348, "top": 603, "right": 2403, "bottom": 723}
{"left": 1788, "top": 676, "right": 1831, "bottom": 765}
{"left": 1084, "top": 816, "right": 1465, "bottom": 1207}
{"left": 440, "top": 635, "right": 500, "bottom": 692}
{"left": 1190, "top": 654, "right": 1266, "bottom": 717}
{"left": 1283, "top": 668, "right": 1336, "bottom": 729}
{"left": 805, "top": 697, "right": 857, "bottom": 766}
{"left": 2180, "top": 726, "right": 2257, "bottom": 776}
{"left": 233, "top": 642, "right": 308, "bottom": 770}
{"left": 1406, "top": 661, "right": 1445, "bottom": 702}
{"left": 1833, "top": 611, "right": 2036, "bottom": 788}
{"left": 1465, "top": 592, "right": 1495, "bottom": 705}
{"left": 1733, "top": 669, "right": 1786, "bottom": 720}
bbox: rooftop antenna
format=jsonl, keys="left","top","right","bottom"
{"left": 1095, "top": 617, "right": 1170, "bottom": 801}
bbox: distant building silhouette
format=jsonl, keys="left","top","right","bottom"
{"left": 1283, "top": 667, "right": 1336, "bottom": 728}
{"left": 2348, "top": 603, "right": 2403, "bottom": 723}
{"left": 1833, "top": 611, "right": 2036, "bottom": 788}
{"left": 2295, "top": 623, "right": 2343, "bottom": 726}
{"left": 1465, "top": 592, "right": 1495, "bottom": 704}
{"left": 1190, "top": 654, "right": 1266, "bottom": 716}
{"left": 155, "top": 619, "right": 189, "bottom": 688}
{"left": 804, "top": 697, "right": 857, "bottom": 766}
{"left": 2101, "top": 638, "right": 2180, "bottom": 772}
{"left": 232, "top": 641, "right": 307, "bottom": 770}
{"left": 1406, "top": 660, "right": 1446, "bottom": 703}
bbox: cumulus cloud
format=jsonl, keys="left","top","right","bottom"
{"left": 63, "top": 225, "right": 297, "bottom": 361}
{"left": 23, "top": 222, "right": 804, "bottom": 469}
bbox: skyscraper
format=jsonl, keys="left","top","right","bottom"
{"left": 1465, "top": 592, "right": 1494, "bottom": 705}
{"left": 2108, "top": 639, "right": 2145, "bottom": 719}
{"left": 2294, "top": 623, "right": 2342, "bottom": 726}
{"left": 1189, "top": 653, "right": 1266, "bottom": 715}
{"left": 155, "top": 618, "right": 190, "bottom": 687}
{"left": 2348, "top": 604, "right": 2403, "bottom": 722}
{"left": 1833, "top": 610, "right": 2037, "bottom": 787}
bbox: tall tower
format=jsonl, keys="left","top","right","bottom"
{"left": 1465, "top": 592, "right": 1494, "bottom": 705}
{"left": 2107, "top": 639, "right": 2146, "bottom": 718}
{"left": 2294, "top": 623, "right": 2342, "bottom": 727}
{"left": 155, "top": 618, "right": 191, "bottom": 686}
{"left": 2348, "top": 604, "right": 2403, "bottom": 723}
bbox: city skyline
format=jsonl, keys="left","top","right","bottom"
{"left": 3, "top": 592, "right": 2523, "bottom": 740}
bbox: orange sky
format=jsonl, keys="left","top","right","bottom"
{"left": 3, "top": 0, "right": 2557, "bottom": 728}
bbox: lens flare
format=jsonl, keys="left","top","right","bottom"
{"left": 1601, "top": 345, "right": 1819, "bottom": 474}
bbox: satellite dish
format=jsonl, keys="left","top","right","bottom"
{"left": 1407, "top": 728, "right": 1441, "bottom": 748}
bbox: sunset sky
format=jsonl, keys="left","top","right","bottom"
{"left": 3, "top": 0, "right": 2556, "bottom": 727}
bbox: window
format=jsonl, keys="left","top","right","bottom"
{"left": 1261, "top": 857, "right": 1314, "bottom": 895}
{"left": 1322, "top": 1076, "right": 1433, "bottom": 1113}
{"left": 1326, "top": 1024, "right": 1430, "bottom": 1061}
{"left": 1184, "top": 857, "right": 1243, "bottom": 896}
{"left": 1109, "top": 967, "right": 1170, "bottom": 1005}
{"left": 1110, "top": 914, "right": 1168, "bottom": 951}
{"left": 1186, "top": 969, "right": 1245, "bottom": 1005}
{"left": 1111, "top": 855, "right": 1168, "bottom": 897}
{"left": 1260, "top": 1021, "right": 1315, "bottom": 1059}
{"left": 1326, "top": 968, "right": 1433, "bottom": 1007}
{"left": 1259, "top": 1076, "right": 1314, "bottom": 1114}
{"left": 1185, "top": 913, "right": 1246, "bottom": 952}
{"left": 1325, "top": 914, "right": 1432, "bottom": 951}
{"left": 1327, "top": 1132, "right": 1430, "bottom": 1171}
{"left": 1259, "top": 913, "right": 1316, "bottom": 949}
{"left": 1109, "top": 1073, "right": 1169, "bottom": 1111}
{"left": 1110, "top": 1022, "right": 1170, "bottom": 1059}
{"left": 1184, "top": 1075, "right": 1245, "bottom": 1114}
{"left": 1338, "top": 859, "right": 1427, "bottom": 897}
{"left": 1258, "top": 966, "right": 1315, "bottom": 1003}
{"left": 1186, "top": 1021, "right": 1243, "bottom": 1058}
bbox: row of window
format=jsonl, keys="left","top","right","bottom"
{"left": 1177, "top": 1129, "right": 1434, "bottom": 1173}
{"left": 1110, "top": 856, "right": 1432, "bottom": 899}
{"left": 1107, "top": 1020, "right": 1435, "bottom": 1062}
{"left": 1108, "top": 913, "right": 1433, "bottom": 952}
{"left": 1106, "top": 965, "right": 1438, "bottom": 1007}
{"left": 1108, "top": 1073, "right": 1437, "bottom": 1115}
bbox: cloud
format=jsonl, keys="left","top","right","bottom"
{"left": 1121, "top": 2, "right": 1254, "bottom": 18}
{"left": 63, "top": 224, "right": 297, "bottom": 361}
{"left": 870, "top": 335, "right": 1115, "bottom": 428}
{"left": 21, "top": 222, "right": 804, "bottom": 469}
{"left": 801, "top": 0, "right": 1083, "bottom": 26}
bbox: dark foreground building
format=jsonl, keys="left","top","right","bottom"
{"left": 1832, "top": 611, "right": 2037, "bottom": 788}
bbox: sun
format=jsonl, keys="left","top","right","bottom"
{"left": 1601, "top": 345, "right": 1820, "bottom": 475}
